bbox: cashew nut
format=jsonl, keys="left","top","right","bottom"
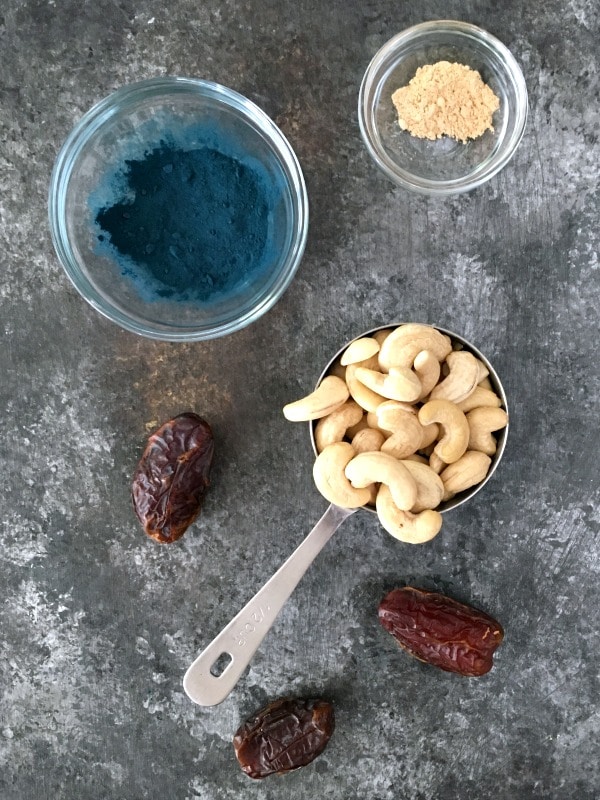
{"left": 414, "top": 349, "right": 441, "bottom": 399}
{"left": 376, "top": 484, "right": 443, "bottom": 544}
{"left": 478, "top": 376, "right": 494, "bottom": 391}
{"left": 314, "top": 401, "right": 363, "bottom": 452}
{"left": 428, "top": 451, "right": 446, "bottom": 474}
{"left": 351, "top": 427, "right": 385, "bottom": 453}
{"left": 372, "top": 400, "right": 417, "bottom": 423}
{"left": 457, "top": 386, "right": 502, "bottom": 413}
{"left": 429, "top": 350, "right": 479, "bottom": 404}
{"left": 345, "top": 451, "right": 418, "bottom": 511}
{"left": 377, "top": 404, "right": 424, "bottom": 459}
{"left": 283, "top": 375, "right": 349, "bottom": 421}
{"left": 418, "top": 399, "right": 469, "bottom": 464}
{"left": 312, "top": 442, "right": 372, "bottom": 508}
{"left": 376, "top": 400, "right": 418, "bottom": 430}
{"left": 345, "top": 363, "right": 386, "bottom": 412}
{"left": 401, "top": 460, "right": 445, "bottom": 512}
{"left": 354, "top": 365, "right": 422, "bottom": 402}
{"left": 440, "top": 451, "right": 492, "bottom": 498}
{"left": 466, "top": 407, "right": 508, "bottom": 456}
{"left": 381, "top": 431, "right": 423, "bottom": 460}
{"left": 378, "top": 324, "right": 452, "bottom": 370}
{"left": 340, "top": 337, "right": 380, "bottom": 366}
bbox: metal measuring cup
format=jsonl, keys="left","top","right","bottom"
{"left": 183, "top": 324, "right": 508, "bottom": 706}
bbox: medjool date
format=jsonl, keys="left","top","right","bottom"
{"left": 378, "top": 587, "right": 503, "bottom": 676}
{"left": 233, "top": 697, "right": 335, "bottom": 779}
{"left": 132, "top": 413, "right": 214, "bottom": 543}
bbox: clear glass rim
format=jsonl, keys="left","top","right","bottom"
{"left": 309, "top": 322, "right": 509, "bottom": 514}
{"left": 358, "top": 20, "right": 529, "bottom": 196}
{"left": 48, "top": 76, "right": 309, "bottom": 341}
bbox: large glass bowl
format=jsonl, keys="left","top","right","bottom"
{"left": 359, "top": 21, "right": 528, "bottom": 195}
{"left": 49, "top": 77, "right": 308, "bottom": 341}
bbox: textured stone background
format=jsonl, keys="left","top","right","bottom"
{"left": 1, "top": 1, "right": 599, "bottom": 798}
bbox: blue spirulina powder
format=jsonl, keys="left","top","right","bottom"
{"left": 91, "top": 122, "right": 283, "bottom": 304}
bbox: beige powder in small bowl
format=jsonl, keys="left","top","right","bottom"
{"left": 391, "top": 61, "right": 500, "bottom": 143}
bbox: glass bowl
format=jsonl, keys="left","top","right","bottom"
{"left": 359, "top": 20, "right": 528, "bottom": 195}
{"left": 310, "top": 323, "right": 508, "bottom": 514}
{"left": 49, "top": 77, "right": 309, "bottom": 341}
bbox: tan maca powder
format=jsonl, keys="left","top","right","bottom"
{"left": 391, "top": 61, "right": 500, "bottom": 143}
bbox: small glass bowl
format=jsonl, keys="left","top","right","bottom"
{"left": 359, "top": 20, "right": 528, "bottom": 195}
{"left": 310, "top": 324, "right": 508, "bottom": 514}
{"left": 49, "top": 77, "right": 308, "bottom": 341}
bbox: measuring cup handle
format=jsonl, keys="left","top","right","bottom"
{"left": 183, "top": 503, "right": 355, "bottom": 707}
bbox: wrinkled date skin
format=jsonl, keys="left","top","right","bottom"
{"left": 132, "top": 413, "right": 214, "bottom": 543}
{"left": 378, "top": 587, "right": 504, "bottom": 676}
{"left": 233, "top": 697, "right": 335, "bottom": 779}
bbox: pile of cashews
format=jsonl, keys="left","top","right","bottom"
{"left": 283, "top": 323, "right": 508, "bottom": 545}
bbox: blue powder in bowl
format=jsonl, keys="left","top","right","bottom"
{"left": 90, "top": 120, "right": 284, "bottom": 305}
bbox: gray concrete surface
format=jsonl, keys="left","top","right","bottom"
{"left": 1, "top": 1, "right": 599, "bottom": 798}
